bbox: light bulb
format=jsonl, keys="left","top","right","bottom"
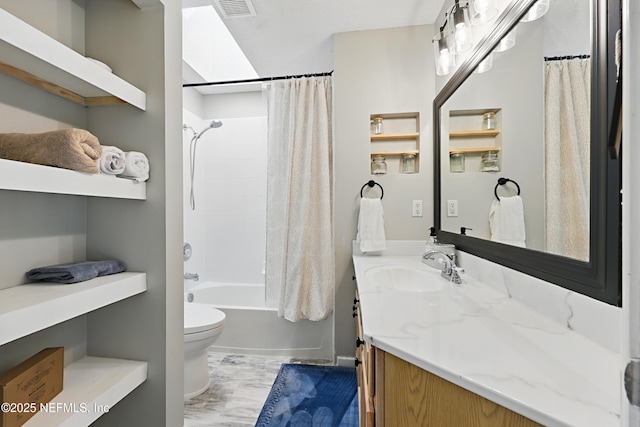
{"left": 439, "top": 49, "right": 454, "bottom": 74}
{"left": 455, "top": 24, "right": 472, "bottom": 49}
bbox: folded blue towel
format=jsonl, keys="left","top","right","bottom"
{"left": 26, "top": 260, "right": 127, "bottom": 284}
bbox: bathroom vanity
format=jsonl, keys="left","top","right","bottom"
{"left": 352, "top": 242, "right": 620, "bottom": 427}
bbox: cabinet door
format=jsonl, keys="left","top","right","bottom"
{"left": 382, "top": 352, "right": 542, "bottom": 427}
{"left": 354, "top": 288, "right": 375, "bottom": 426}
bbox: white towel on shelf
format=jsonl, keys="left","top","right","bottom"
{"left": 117, "top": 151, "right": 150, "bottom": 182}
{"left": 357, "top": 198, "right": 386, "bottom": 252}
{"left": 489, "top": 195, "right": 526, "bottom": 247}
{"left": 97, "top": 145, "right": 126, "bottom": 175}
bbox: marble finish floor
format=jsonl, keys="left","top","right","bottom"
{"left": 184, "top": 351, "right": 332, "bottom": 426}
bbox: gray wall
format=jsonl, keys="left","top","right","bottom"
{"left": 333, "top": 25, "right": 435, "bottom": 358}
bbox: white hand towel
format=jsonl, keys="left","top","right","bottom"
{"left": 117, "top": 151, "right": 150, "bottom": 182}
{"left": 356, "top": 198, "right": 386, "bottom": 252}
{"left": 489, "top": 195, "right": 526, "bottom": 247}
{"left": 97, "top": 145, "right": 126, "bottom": 175}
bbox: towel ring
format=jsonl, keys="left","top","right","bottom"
{"left": 494, "top": 177, "right": 520, "bottom": 200}
{"left": 360, "top": 180, "right": 384, "bottom": 199}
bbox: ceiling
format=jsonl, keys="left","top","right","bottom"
{"left": 182, "top": 0, "right": 446, "bottom": 93}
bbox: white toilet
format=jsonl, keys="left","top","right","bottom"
{"left": 184, "top": 302, "right": 226, "bottom": 399}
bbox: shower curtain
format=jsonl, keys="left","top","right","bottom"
{"left": 544, "top": 58, "right": 590, "bottom": 261}
{"left": 264, "top": 76, "right": 334, "bottom": 322}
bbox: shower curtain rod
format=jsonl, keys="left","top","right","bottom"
{"left": 183, "top": 71, "right": 333, "bottom": 88}
{"left": 544, "top": 54, "right": 590, "bottom": 61}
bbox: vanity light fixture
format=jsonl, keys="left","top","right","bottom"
{"left": 433, "top": 25, "right": 456, "bottom": 76}
{"left": 450, "top": 0, "right": 473, "bottom": 53}
{"left": 520, "top": 0, "right": 550, "bottom": 22}
{"left": 469, "top": 0, "right": 498, "bottom": 25}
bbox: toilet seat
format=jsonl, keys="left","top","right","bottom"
{"left": 184, "top": 302, "right": 225, "bottom": 334}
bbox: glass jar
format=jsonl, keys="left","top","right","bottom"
{"left": 371, "top": 154, "right": 387, "bottom": 175}
{"left": 372, "top": 117, "right": 384, "bottom": 135}
{"left": 482, "top": 112, "right": 496, "bottom": 130}
{"left": 450, "top": 153, "right": 465, "bottom": 173}
{"left": 480, "top": 151, "right": 500, "bottom": 172}
{"left": 400, "top": 153, "right": 417, "bottom": 174}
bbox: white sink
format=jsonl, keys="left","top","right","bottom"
{"left": 364, "top": 265, "right": 444, "bottom": 293}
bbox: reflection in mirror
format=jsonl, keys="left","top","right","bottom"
{"left": 433, "top": 0, "right": 621, "bottom": 306}
{"left": 440, "top": 0, "right": 591, "bottom": 261}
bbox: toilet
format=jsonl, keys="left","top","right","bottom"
{"left": 184, "top": 302, "right": 226, "bottom": 399}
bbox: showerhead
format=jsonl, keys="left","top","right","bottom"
{"left": 195, "top": 120, "right": 223, "bottom": 139}
{"left": 183, "top": 120, "right": 223, "bottom": 138}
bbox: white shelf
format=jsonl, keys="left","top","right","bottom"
{"left": 25, "top": 356, "right": 147, "bottom": 427}
{"left": 0, "top": 159, "right": 146, "bottom": 199}
{"left": 0, "top": 272, "right": 146, "bottom": 346}
{"left": 0, "top": 8, "right": 146, "bottom": 110}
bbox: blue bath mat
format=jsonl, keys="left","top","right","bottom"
{"left": 255, "top": 364, "right": 359, "bottom": 427}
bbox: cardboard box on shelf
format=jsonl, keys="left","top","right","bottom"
{"left": 0, "top": 347, "right": 64, "bottom": 427}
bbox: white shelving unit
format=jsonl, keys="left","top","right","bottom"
{"left": 25, "top": 357, "right": 147, "bottom": 427}
{"left": 0, "top": 8, "right": 146, "bottom": 109}
{"left": 0, "top": 0, "right": 180, "bottom": 424}
{"left": 0, "top": 159, "right": 146, "bottom": 199}
{"left": 0, "top": 273, "right": 147, "bottom": 346}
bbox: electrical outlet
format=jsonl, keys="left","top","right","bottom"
{"left": 447, "top": 200, "right": 458, "bottom": 217}
{"left": 412, "top": 200, "right": 423, "bottom": 217}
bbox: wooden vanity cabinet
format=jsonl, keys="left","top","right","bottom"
{"left": 354, "top": 291, "right": 542, "bottom": 427}
{"left": 354, "top": 289, "right": 375, "bottom": 426}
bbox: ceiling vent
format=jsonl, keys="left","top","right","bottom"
{"left": 213, "top": 0, "right": 257, "bottom": 18}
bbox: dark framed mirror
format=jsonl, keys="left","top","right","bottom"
{"left": 433, "top": 0, "right": 621, "bottom": 305}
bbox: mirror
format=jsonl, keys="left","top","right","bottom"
{"left": 433, "top": 0, "right": 621, "bottom": 305}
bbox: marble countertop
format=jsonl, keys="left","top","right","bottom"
{"left": 353, "top": 246, "right": 621, "bottom": 427}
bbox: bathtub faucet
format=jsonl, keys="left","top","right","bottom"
{"left": 184, "top": 272, "right": 199, "bottom": 281}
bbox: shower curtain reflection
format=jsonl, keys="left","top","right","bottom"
{"left": 544, "top": 57, "right": 591, "bottom": 261}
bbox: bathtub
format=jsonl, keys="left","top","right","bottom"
{"left": 187, "top": 282, "right": 332, "bottom": 360}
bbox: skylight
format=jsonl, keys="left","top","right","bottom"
{"left": 182, "top": 6, "right": 258, "bottom": 82}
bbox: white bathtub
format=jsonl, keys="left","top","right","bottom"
{"left": 187, "top": 282, "right": 332, "bottom": 359}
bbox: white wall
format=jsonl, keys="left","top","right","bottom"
{"left": 183, "top": 92, "right": 267, "bottom": 287}
{"left": 333, "top": 25, "right": 435, "bottom": 357}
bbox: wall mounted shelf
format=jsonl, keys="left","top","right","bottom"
{"left": 370, "top": 132, "right": 420, "bottom": 141}
{"left": 25, "top": 356, "right": 147, "bottom": 427}
{"left": 370, "top": 112, "right": 420, "bottom": 174}
{"left": 0, "top": 159, "right": 146, "bottom": 199}
{"left": 449, "top": 129, "right": 500, "bottom": 138}
{"left": 371, "top": 149, "right": 419, "bottom": 156}
{"left": 449, "top": 147, "right": 501, "bottom": 154}
{"left": 0, "top": 8, "right": 146, "bottom": 109}
{"left": 0, "top": 272, "right": 147, "bottom": 346}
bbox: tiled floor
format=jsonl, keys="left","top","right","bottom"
{"left": 183, "top": 351, "right": 293, "bottom": 427}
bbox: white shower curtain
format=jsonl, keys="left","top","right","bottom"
{"left": 544, "top": 58, "right": 591, "bottom": 261}
{"left": 264, "top": 76, "right": 334, "bottom": 322}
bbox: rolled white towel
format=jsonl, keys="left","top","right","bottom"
{"left": 98, "top": 145, "right": 126, "bottom": 175}
{"left": 117, "top": 151, "right": 149, "bottom": 182}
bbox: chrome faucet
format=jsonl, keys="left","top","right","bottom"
{"left": 422, "top": 250, "right": 463, "bottom": 284}
{"left": 184, "top": 272, "right": 199, "bottom": 281}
